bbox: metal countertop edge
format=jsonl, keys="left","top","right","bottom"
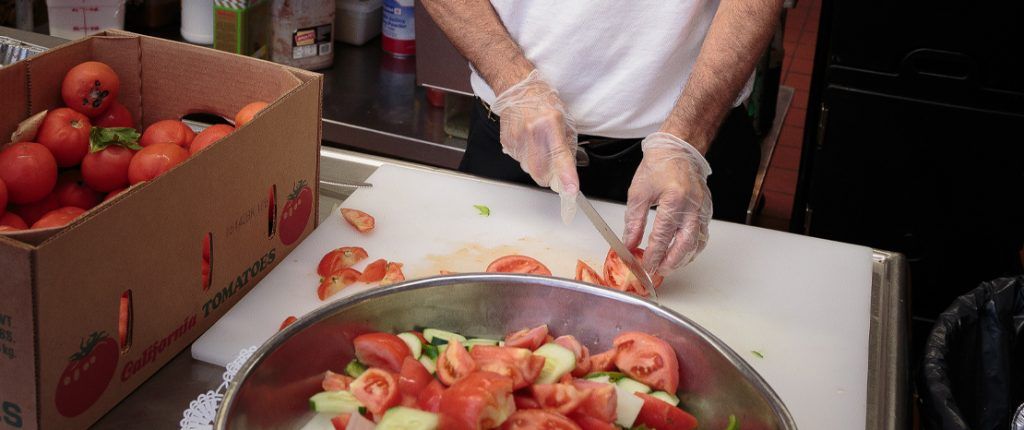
{"left": 868, "top": 250, "right": 909, "bottom": 430}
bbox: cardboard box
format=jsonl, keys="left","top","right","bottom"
{"left": 0, "top": 30, "right": 322, "bottom": 429}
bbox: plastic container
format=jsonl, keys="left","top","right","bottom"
{"left": 381, "top": 0, "right": 413, "bottom": 56}
{"left": 46, "top": 0, "right": 126, "bottom": 40}
{"left": 270, "top": 0, "right": 336, "bottom": 70}
{"left": 181, "top": 0, "right": 215, "bottom": 45}
{"left": 334, "top": 0, "right": 381, "bottom": 45}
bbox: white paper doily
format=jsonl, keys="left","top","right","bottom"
{"left": 180, "top": 345, "right": 259, "bottom": 430}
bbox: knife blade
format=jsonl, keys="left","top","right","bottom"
{"left": 576, "top": 193, "right": 658, "bottom": 301}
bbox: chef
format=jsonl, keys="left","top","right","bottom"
{"left": 420, "top": 0, "right": 783, "bottom": 275}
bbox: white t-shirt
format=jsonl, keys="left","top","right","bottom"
{"left": 471, "top": 1, "right": 755, "bottom": 139}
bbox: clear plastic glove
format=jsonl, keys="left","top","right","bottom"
{"left": 491, "top": 70, "right": 580, "bottom": 224}
{"left": 623, "top": 132, "right": 713, "bottom": 275}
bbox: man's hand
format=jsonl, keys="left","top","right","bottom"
{"left": 623, "top": 133, "right": 713, "bottom": 275}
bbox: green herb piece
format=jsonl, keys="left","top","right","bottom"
{"left": 358, "top": 406, "right": 367, "bottom": 415}
{"left": 90, "top": 127, "right": 142, "bottom": 152}
{"left": 751, "top": 350, "right": 764, "bottom": 359}
{"left": 422, "top": 344, "right": 439, "bottom": 360}
{"left": 473, "top": 205, "right": 491, "bottom": 216}
{"left": 726, "top": 414, "right": 739, "bottom": 430}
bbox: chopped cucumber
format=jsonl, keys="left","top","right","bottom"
{"left": 309, "top": 390, "right": 363, "bottom": 414}
{"left": 422, "top": 344, "right": 439, "bottom": 360}
{"left": 586, "top": 371, "right": 627, "bottom": 382}
{"left": 398, "top": 332, "right": 423, "bottom": 359}
{"left": 376, "top": 406, "right": 440, "bottom": 430}
{"left": 614, "top": 386, "right": 645, "bottom": 428}
{"left": 649, "top": 391, "right": 680, "bottom": 406}
{"left": 465, "top": 338, "right": 501, "bottom": 350}
{"left": 345, "top": 359, "right": 367, "bottom": 378}
{"left": 586, "top": 375, "right": 612, "bottom": 384}
{"left": 533, "top": 343, "right": 576, "bottom": 384}
{"left": 616, "top": 377, "right": 652, "bottom": 394}
{"left": 725, "top": 414, "right": 739, "bottom": 430}
{"left": 423, "top": 328, "right": 467, "bottom": 345}
{"left": 419, "top": 355, "right": 437, "bottom": 374}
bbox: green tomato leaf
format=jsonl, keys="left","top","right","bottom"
{"left": 90, "top": 127, "right": 142, "bottom": 152}
{"left": 474, "top": 205, "right": 491, "bottom": 217}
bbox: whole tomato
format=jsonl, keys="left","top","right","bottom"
{"left": 0, "top": 212, "right": 27, "bottom": 230}
{"left": 54, "top": 331, "right": 119, "bottom": 417}
{"left": 189, "top": 124, "right": 234, "bottom": 155}
{"left": 54, "top": 171, "right": 102, "bottom": 210}
{"left": 279, "top": 180, "right": 312, "bottom": 245}
{"left": 82, "top": 145, "right": 135, "bottom": 192}
{"left": 32, "top": 206, "right": 86, "bottom": 229}
{"left": 93, "top": 101, "right": 135, "bottom": 128}
{"left": 0, "top": 142, "right": 58, "bottom": 204}
{"left": 11, "top": 192, "right": 59, "bottom": 226}
{"left": 61, "top": 61, "right": 120, "bottom": 118}
{"left": 139, "top": 120, "right": 195, "bottom": 149}
{"left": 127, "top": 143, "right": 189, "bottom": 184}
{"left": 36, "top": 108, "right": 92, "bottom": 168}
{"left": 235, "top": 101, "right": 268, "bottom": 127}
{"left": 103, "top": 187, "right": 126, "bottom": 202}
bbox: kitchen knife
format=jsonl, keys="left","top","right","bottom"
{"left": 576, "top": 193, "right": 658, "bottom": 301}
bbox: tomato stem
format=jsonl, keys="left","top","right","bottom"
{"left": 289, "top": 180, "right": 308, "bottom": 200}
{"left": 70, "top": 331, "right": 107, "bottom": 361}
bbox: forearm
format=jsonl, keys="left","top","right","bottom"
{"left": 419, "top": 0, "right": 534, "bottom": 94}
{"left": 659, "top": 0, "right": 783, "bottom": 153}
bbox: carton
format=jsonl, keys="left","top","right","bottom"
{"left": 213, "top": 0, "right": 271, "bottom": 58}
{"left": 0, "top": 30, "right": 322, "bottom": 429}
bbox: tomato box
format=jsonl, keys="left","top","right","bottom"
{"left": 0, "top": 30, "right": 322, "bottom": 429}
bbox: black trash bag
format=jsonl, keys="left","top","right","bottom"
{"left": 921, "top": 275, "right": 1024, "bottom": 430}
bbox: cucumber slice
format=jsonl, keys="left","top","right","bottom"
{"left": 465, "top": 338, "right": 501, "bottom": 350}
{"left": 725, "top": 414, "right": 738, "bottom": 430}
{"left": 309, "top": 390, "right": 363, "bottom": 414}
{"left": 614, "top": 386, "right": 644, "bottom": 428}
{"left": 345, "top": 359, "right": 367, "bottom": 378}
{"left": 422, "top": 344, "right": 439, "bottom": 360}
{"left": 616, "top": 377, "right": 652, "bottom": 394}
{"left": 419, "top": 355, "right": 437, "bottom": 374}
{"left": 398, "top": 332, "right": 423, "bottom": 359}
{"left": 533, "top": 343, "right": 576, "bottom": 384}
{"left": 649, "top": 391, "right": 680, "bottom": 406}
{"left": 586, "top": 375, "right": 612, "bottom": 384}
{"left": 376, "top": 406, "right": 440, "bottom": 430}
{"left": 423, "top": 328, "right": 467, "bottom": 345}
{"left": 586, "top": 371, "right": 627, "bottom": 382}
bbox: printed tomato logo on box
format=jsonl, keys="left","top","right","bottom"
{"left": 279, "top": 179, "right": 312, "bottom": 246}
{"left": 54, "top": 331, "right": 118, "bottom": 417}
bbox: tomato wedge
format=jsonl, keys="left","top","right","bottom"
{"left": 322, "top": 370, "right": 353, "bottom": 391}
{"left": 279, "top": 316, "right": 297, "bottom": 331}
{"left": 532, "top": 383, "right": 585, "bottom": 415}
{"left": 470, "top": 345, "right": 544, "bottom": 389}
{"left": 571, "top": 379, "right": 617, "bottom": 423}
{"left": 501, "top": 410, "right": 581, "bottom": 430}
{"left": 341, "top": 208, "right": 375, "bottom": 232}
{"left": 399, "top": 356, "right": 434, "bottom": 397}
{"left": 318, "top": 247, "right": 368, "bottom": 277}
{"left": 330, "top": 413, "right": 350, "bottom": 430}
{"left": 359, "top": 259, "right": 387, "bottom": 282}
{"left": 486, "top": 255, "right": 552, "bottom": 276}
{"left": 504, "top": 324, "right": 549, "bottom": 351}
{"left": 575, "top": 260, "right": 605, "bottom": 286}
{"left": 613, "top": 332, "right": 680, "bottom": 393}
{"left": 317, "top": 268, "right": 360, "bottom": 300}
{"left": 634, "top": 392, "right": 698, "bottom": 430}
{"left": 417, "top": 379, "right": 445, "bottom": 413}
{"left": 603, "top": 248, "right": 664, "bottom": 297}
{"left": 437, "top": 339, "right": 476, "bottom": 385}
{"left": 553, "top": 335, "right": 592, "bottom": 377}
{"left": 439, "top": 371, "right": 516, "bottom": 430}
{"left": 588, "top": 349, "right": 617, "bottom": 372}
{"left": 349, "top": 368, "right": 400, "bottom": 416}
{"left": 570, "top": 413, "right": 617, "bottom": 430}
{"left": 380, "top": 262, "right": 405, "bottom": 285}
{"left": 515, "top": 394, "right": 541, "bottom": 410}
{"left": 354, "top": 332, "right": 412, "bottom": 373}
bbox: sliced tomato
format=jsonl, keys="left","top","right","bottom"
{"left": 354, "top": 332, "right": 412, "bottom": 373}
{"left": 349, "top": 368, "right": 400, "bottom": 416}
{"left": 470, "top": 345, "right": 544, "bottom": 389}
{"left": 439, "top": 371, "right": 516, "bottom": 430}
{"left": 634, "top": 393, "right": 697, "bottom": 430}
{"left": 587, "top": 349, "right": 618, "bottom": 373}
{"left": 359, "top": 259, "right": 387, "bottom": 282}
{"left": 554, "top": 335, "right": 592, "bottom": 377}
{"left": 532, "top": 383, "right": 585, "bottom": 415}
{"left": 613, "top": 332, "right": 679, "bottom": 393}
{"left": 417, "top": 379, "right": 445, "bottom": 413}
{"left": 330, "top": 413, "right": 351, "bottom": 430}
{"left": 341, "top": 208, "right": 375, "bottom": 232}
{"left": 515, "top": 393, "right": 541, "bottom": 410}
{"left": 501, "top": 410, "right": 581, "bottom": 430}
{"left": 318, "top": 247, "right": 369, "bottom": 277}
{"left": 575, "top": 260, "right": 605, "bottom": 286}
{"left": 486, "top": 255, "right": 552, "bottom": 276}
{"left": 437, "top": 339, "right": 476, "bottom": 386}
{"left": 399, "top": 356, "right": 433, "bottom": 397}
{"left": 603, "top": 248, "right": 664, "bottom": 297}
{"left": 504, "top": 324, "right": 549, "bottom": 351}
{"left": 569, "top": 413, "right": 617, "bottom": 430}
{"left": 571, "top": 380, "right": 617, "bottom": 423}
{"left": 317, "top": 268, "right": 361, "bottom": 300}
{"left": 322, "top": 370, "right": 353, "bottom": 391}
{"left": 279, "top": 316, "right": 297, "bottom": 331}
{"left": 380, "top": 262, "right": 405, "bottom": 285}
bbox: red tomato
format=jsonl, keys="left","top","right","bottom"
{"left": 0, "top": 226, "right": 19, "bottom": 232}
{"left": 417, "top": 379, "right": 445, "bottom": 413}
{"left": 399, "top": 356, "right": 433, "bottom": 397}
{"left": 322, "top": 370, "right": 354, "bottom": 391}
{"left": 569, "top": 413, "right": 617, "bottom": 430}
{"left": 11, "top": 192, "right": 59, "bottom": 226}
{"left": 575, "top": 260, "right": 605, "bottom": 286}
{"left": 127, "top": 143, "right": 189, "bottom": 184}
{"left": 280, "top": 180, "right": 313, "bottom": 245}
{"left": 0, "top": 212, "right": 28, "bottom": 230}
{"left": 117, "top": 295, "right": 129, "bottom": 346}
{"left": 439, "top": 371, "right": 515, "bottom": 430}
{"left": 103, "top": 187, "right": 126, "bottom": 202}
{"left": 54, "top": 331, "right": 118, "bottom": 417}
{"left": 587, "top": 349, "right": 617, "bottom": 373}
{"left": 331, "top": 413, "right": 351, "bottom": 430}
{"left": 32, "top": 206, "right": 85, "bottom": 229}
{"left": 61, "top": 61, "right": 120, "bottom": 118}
{"left": 532, "top": 383, "right": 585, "bottom": 415}
{"left": 359, "top": 259, "right": 387, "bottom": 282}
{"left": 0, "top": 178, "right": 6, "bottom": 216}
{"left": 553, "top": 335, "right": 592, "bottom": 377}
{"left": 486, "top": 255, "right": 552, "bottom": 276}
{"left": 571, "top": 380, "right": 617, "bottom": 423}
{"left": 603, "top": 248, "right": 664, "bottom": 297}
{"left": 139, "top": 120, "right": 195, "bottom": 148}
{"left": 470, "top": 345, "right": 544, "bottom": 390}
{"left": 0, "top": 142, "right": 58, "bottom": 204}
{"left": 437, "top": 339, "right": 476, "bottom": 386}
{"left": 36, "top": 108, "right": 92, "bottom": 167}
{"left": 515, "top": 394, "right": 541, "bottom": 410}
{"left": 82, "top": 145, "right": 134, "bottom": 192}
{"left": 381, "top": 262, "right": 406, "bottom": 285}
{"left": 341, "top": 208, "right": 375, "bottom": 232}
{"left": 634, "top": 393, "right": 697, "bottom": 430}
{"left": 317, "top": 268, "right": 361, "bottom": 300}
{"left": 501, "top": 410, "right": 581, "bottom": 430}
{"left": 189, "top": 124, "right": 234, "bottom": 155}
{"left": 318, "top": 247, "right": 369, "bottom": 277}
{"left": 54, "top": 171, "right": 102, "bottom": 210}
{"left": 349, "top": 368, "right": 401, "bottom": 416}
{"left": 279, "top": 316, "right": 298, "bottom": 332}
{"left": 354, "top": 332, "right": 412, "bottom": 373}
{"left": 613, "top": 332, "right": 679, "bottom": 393}
{"left": 235, "top": 101, "right": 269, "bottom": 127}
{"left": 504, "top": 324, "right": 549, "bottom": 351}
{"left": 93, "top": 100, "right": 134, "bottom": 128}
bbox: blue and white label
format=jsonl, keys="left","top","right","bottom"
{"left": 382, "top": 0, "right": 415, "bottom": 41}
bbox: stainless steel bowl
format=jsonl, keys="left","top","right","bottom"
{"left": 215, "top": 274, "right": 796, "bottom": 429}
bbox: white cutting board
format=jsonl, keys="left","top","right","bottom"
{"left": 192, "top": 164, "right": 873, "bottom": 429}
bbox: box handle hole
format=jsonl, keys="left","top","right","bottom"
{"left": 119, "top": 290, "right": 132, "bottom": 353}
{"left": 268, "top": 185, "right": 277, "bottom": 238}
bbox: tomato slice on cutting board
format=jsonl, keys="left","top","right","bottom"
{"left": 318, "top": 247, "right": 368, "bottom": 277}
{"left": 603, "top": 248, "right": 664, "bottom": 297}
{"left": 486, "top": 255, "right": 552, "bottom": 276}
{"left": 381, "top": 262, "right": 406, "bottom": 285}
{"left": 359, "top": 259, "right": 387, "bottom": 282}
{"left": 341, "top": 208, "right": 375, "bottom": 232}
{"left": 317, "top": 268, "right": 360, "bottom": 300}
{"left": 575, "top": 260, "right": 605, "bottom": 286}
